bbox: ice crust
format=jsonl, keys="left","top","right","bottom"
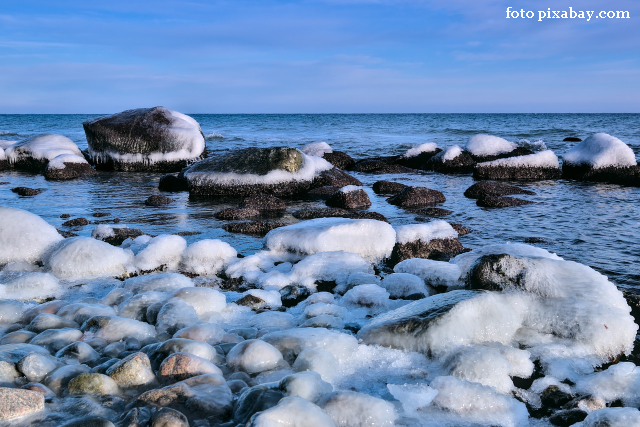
{"left": 466, "top": 134, "right": 518, "bottom": 157}
{"left": 5, "top": 134, "right": 83, "bottom": 163}
{"left": 564, "top": 133, "right": 637, "bottom": 169}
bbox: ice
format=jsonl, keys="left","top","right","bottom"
{"left": 134, "top": 234, "right": 187, "bottom": 271}
{"left": 225, "top": 251, "right": 295, "bottom": 284}
{"left": 46, "top": 153, "right": 89, "bottom": 170}
{"left": 442, "top": 145, "right": 463, "bottom": 161}
{"left": 123, "top": 273, "right": 193, "bottom": 294}
{"left": 576, "top": 362, "right": 640, "bottom": 407}
{"left": 251, "top": 312, "right": 297, "bottom": 331}
{"left": 117, "top": 291, "right": 168, "bottom": 320}
{"left": 387, "top": 383, "right": 438, "bottom": 417}
{"left": 82, "top": 315, "right": 157, "bottom": 343}
{"left": 579, "top": 407, "right": 640, "bottom": 427}
{"left": 393, "top": 258, "right": 462, "bottom": 289}
{"left": 249, "top": 396, "right": 335, "bottom": 427}
{"left": 381, "top": 273, "right": 431, "bottom": 298}
{"left": 243, "top": 289, "right": 282, "bottom": 309}
{"left": 180, "top": 239, "right": 237, "bottom": 276}
{"left": 301, "top": 314, "right": 344, "bottom": 330}
{"left": 292, "top": 348, "right": 339, "bottom": 382}
{"left": 445, "top": 345, "right": 522, "bottom": 394}
{"left": 342, "top": 284, "right": 389, "bottom": 308}
{"left": 227, "top": 339, "right": 285, "bottom": 374}
{"left": 279, "top": 371, "right": 333, "bottom": 402}
{"left": 262, "top": 328, "right": 358, "bottom": 363}
{"left": 288, "top": 251, "right": 374, "bottom": 292}
{"left": 173, "top": 287, "right": 226, "bottom": 319}
{"left": 0, "top": 300, "right": 24, "bottom": 324}
{"left": 265, "top": 218, "right": 396, "bottom": 262}
{"left": 395, "top": 220, "right": 458, "bottom": 244}
{"left": 303, "top": 303, "right": 348, "bottom": 320}
{"left": 318, "top": 391, "right": 398, "bottom": 427}
{"left": 44, "top": 237, "right": 135, "bottom": 280}
{"left": 466, "top": 134, "right": 518, "bottom": 157}
{"left": 0, "top": 272, "right": 60, "bottom": 301}
{"left": 57, "top": 303, "right": 116, "bottom": 324}
{"left": 338, "top": 185, "right": 362, "bottom": 193}
{"left": 16, "top": 352, "right": 60, "bottom": 383}
{"left": 564, "top": 133, "right": 637, "bottom": 169}
{"left": 5, "top": 134, "right": 83, "bottom": 162}
{"left": 301, "top": 141, "right": 333, "bottom": 157}
{"left": 173, "top": 323, "right": 226, "bottom": 345}
{"left": 403, "top": 142, "right": 438, "bottom": 158}
{"left": 476, "top": 149, "right": 560, "bottom": 168}
{"left": 0, "top": 207, "right": 63, "bottom": 265}
{"left": 155, "top": 298, "right": 199, "bottom": 335}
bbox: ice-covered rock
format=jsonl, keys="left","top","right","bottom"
{"left": 105, "top": 352, "right": 156, "bottom": 388}
{"left": 83, "top": 106, "right": 205, "bottom": 172}
{"left": 425, "top": 145, "right": 476, "bottom": 173}
{"left": 391, "top": 221, "right": 465, "bottom": 264}
{"left": 16, "top": 352, "right": 60, "bottom": 383}
{"left": 67, "top": 373, "right": 120, "bottom": 396}
{"left": 157, "top": 352, "right": 222, "bottom": 383}
{"left": 263, "top": 328, "right": 358, "bottom": 364}
{"left": 0, "top": 272, "right": 61, "bottom": 301}
{"left": 173, "top": 287, "right": 226, "bottom": 319}
{"left": 465, "top": 134, "right": 526, "bottom": 161}
{"left": 155, "top": 298, "right": 199, "bottom": 335}
{"left": 279, "top": 371, "right": 333, "bottom": 402}
{"left": 381, "top": 272, "right": 431, "bottom": 298}
{"left": 0, "top": 207, "right": 63, "bottom": 265}
{"left": 265, "top": 218, "right": 396, "bottom": 262}
{"left": 4, "top": 134, "right": 83, "bottom": 171}
{"left": 249, "top": 396, "right": 336, "bottom": 427}
{"left": 57, "top": 302, "right": 116, "bottom": 324}
{"left": 184, "top": 147, "right": 333, "bottom": 197}
{"left": 123, "top": 273, "right": 193, "bottom": 294}
{"left": 173, "top": 323, "right": 226, "bottom": 346}
{"left": 82, "top": 315, "right": 156, "bottom": 343}
{"left": 117, "top": 291, "right": 168, "bottom": 321}
{"left": 44, "top": 153, "right": 96, "bottom": 180}
{"left": 318, "top": 390, "right": 397, "bottom": 426}
{"left": 343, "top": 284, "right": 389, "bottom": 308}
{"left": 227, "top": 339, "right": 285, "bottom": 374}
{"left": 579, "top": 407, "right": 640, "bottom": 427}
{"left": 288, "top": 251, "right": 374, "bottom": 292}
{"left": 180, "top": 239, "right": 237, "bottom": 276}
{"left": 474, "top": 150, "right": 561, "bottom": 181}
{"left": 326, "top": 186, "right": 371, "bottom": 210}
{"left": 134, "top": 234, "right": 186, "bottom": 272}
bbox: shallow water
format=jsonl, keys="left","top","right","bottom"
{"left": 1, "top": 113, "right": 639, "bottom": 288}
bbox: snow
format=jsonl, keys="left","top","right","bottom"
{"left": 265, "top": 218, "right": 396, "bottom": 263}
{"left": 403, "top": 142, "right": 438, "bottom": 158}
{"left": 579, "top": 407, "right": 640, "bottom": 427}
{"left": 173, "top": 287, "right": 226, "bottom": 319}
{"left": 5, "top": 134, "right": 83, "bottom": 163}
{"left": 442, "top": 145, "right": 463, "bottom": 161}
{"left": 301, "top": 142, "right": 333, "bottom": 157}
{"left": 173, "top": 323, "right": 226, "bottom": 345}
{"left": 82, "top": 315, "right": 157, "bottom": 343}
{"left": 476, "top": 150, "right": 560, "bottom": 168}
{"left": 47, "top": 153, "right": 89, "bottom": 170}
{"left": 576, "top": 362, "right": 640, "bottom": 407}
{"left": 180, "top": 239, "right": 237, "bottom": 276}
{"left": 279, "top": 371, "right": 333, "bottom": 402}
{"left": 338, "top": 185, "right": 362, "bottom": 193}
{"left": 227, "top": 339, "right": 285, "bottom": 374}
{"left": 262, "top": 328, "right": 358, "bottom": 363}
{"left": 0, "top": 207, "right": 63, "bottom": 265}
{"left": 387, "top": 383, "right": 438, "bottom": 417}
{"left": 185, "top": 152, "right": 333, "bottom": 186}
{"left": 0, "top": 272, "right": 61, "bottom": 301}
{"left": 466, "top": 134, "right": 518, "bottom": 157}
{"left": 564, "top": 133, "right": 637, "bottom": 169}
{"left": 44, "top": 237, "right": 135, "bottom": 280}
{"left": 395, "top": 220, "right": 458, "bottom": 244}
{"left": 134, "top": 234, "right": 187, "bottom": 271}
{"left": 243, "top": 289, "right": 283, "bottom": 309}
{"left": 342, "top": 284, "right": 389, "bottom": 308}
{"left": 381, "top": 273, "right": 431, "bottom": 298}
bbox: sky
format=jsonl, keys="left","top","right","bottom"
{"left": 0, "top": 0, "right": 639, "bottom": 113}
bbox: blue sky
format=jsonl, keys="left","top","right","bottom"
{"left": 0, "top": 0, "right": 638, "bottom": 113}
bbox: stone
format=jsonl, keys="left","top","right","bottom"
{"left": 0, "top": 331, "right": 37, "bottom": 345}
{"left": 563, "top": 137, "right": 582, "bottom": 142}
{"left": 469, "top": 146, "right": 534, "bottom": 163}
{"left": 83, "top": 106, "right": 205, "bottom": 172}
{"left": 11, "top": 187, "right": 42, "bottom": 196}
{"left": 158, "top": 174, "right": 189, "bottom": 192}
{"left": 60, "top": 416, "right": 116, "bottom": 427}
{"left": 4, "top": 134, "right": 84, "bottom": 172}
{"left": 67, "top": 372, "right": 120, "bottom": 396}
{"left": 235, "top": 294, "right": 268, "bottom": 310}
{"left": 372, "top": 180, "right": 408, "bottom": 195}
{"left": 306, "top": 186, "right": 340, "bottom": 200}
{"left": 234, "top": 384, "right": 285, "bottom": 425}
{"left": 215, "top": 207, "right": 260, "bottom": 220}
{"left": 342, "top": 211, "right": 389, "bottom": 223}
{"left": 280, "top": 285, "right": 312, "bottom": 308}
{"left": 145, "top": 195, "right": 175, "bottom": 206}
{"left": 390, "top": 238, "right": 468, "bottom": 265}
{"left": 30, "top": 328, "right": 84, "bottom": 352}
{"left": 395, "top": 149, "right": 442, "bottom": 169}
{"left": 450, "top": 223, "right": 471, "bottom": 236}
{"left": 310, "top": 168, "right": 361, "bottom": 188}
{"left": 62, "top": 217, "right": 90, "bottom": 227}
{"left": 464, "top": 181, "right": 535, "bottom": 199}
{"left": 98, "top": 227, "right": 145, "bottom": 246}
{"left": 326, "top": 188, "right": 371, "bottom": 210}
{"left": 322, "top": 151, "right": 355, "bottom": 169}
{"left": 292, "top": 207, "right": 349, "bottom": 220}
{"left": 414, "top": 207, "right": 453, "bottom": 217}
{"left": 387, "top": 186, "right": 446, "bottom": 208}
{"left": 549, "top": 409, "right": 588, "bottom": 426}
{"left": 44, "top": 161, "right": 96, "bottom": 180}
{"left": 540, "top": 385, "right": 573, "bottom": 409}
{"left": 476, "top": 195, "right": 534, "bottom": 208}
{"left": 28, "top": 313, "right": 79, "bottom": 333}
{"left": 473, "top": 164, "right": 561, "bottom": 181}
{"left": 55, "top": 341, "right": 101, "bottom": 364}
{"left": 150, "top": 407, "right": 188, "bottom": 427}
{"left": 425, "top": 149, "right": 475, "bottom": 173}
{"left": 157, "top": 352, "right": 222, "bottom": 383}
{"left": 239, "top": 194, "right": 286, "bottom": 213}
{"left": 467, "top": 254, "right": 527, "bottom": 291}
{"left": 44, "top": 364, "right": 92, "bottom": 394}
{"left": 352, "top": 158, "right": 415, "bottom": 174}
{"left": 223, "top": 221, "right": 287, "bottom": 236}
{"left": 0, "top": 387, "right": 45, "bottom": 421}
{"left": 92, "top": 212, "right": 110, "bottom": 217}
{"left": 562, "top": 163, "right": 640, "bottom": 186}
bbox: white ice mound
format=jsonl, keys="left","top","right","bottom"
{"left": 249, "top": 396, "right": 335, "bottom": 427}
{"left": 318, "top": 390, "right": 398, "bottom": 427}
{"left": 301, "top": 142, "right": 333, "bottom": 157}
{"left": 227, "top": 339, "right": 285, "bottom": 374}
{"left": 442, "top": 145, "right": 463, "bottom": 161}
{"left": 46, "top": 153, "right": 89, "bottom": 170}
{"left": 394, "top": 258, "right": 462, "bottom": 289}
{"left": 180, "top": 239, "right": 237, "bottom": 276}
{"left": 466, "top": 134, "right": 518, "bottom": 157}
{"left": 0, "top": 272, "right": 60, "bottom": 301}
{"left": 563, "top": 133, "right": 637, "bottom": 169}
{"left": 580, "top": 407, "right": 640, "bottom": 427}
{"left": 4, "top": 134, "right": 83, "bottom": 163}
{"left": 262, "top": 327, "right": 358, "bottom": 363}
{"left": 0, "top": 207, "right": 63, "bottom": 265}
{"left": 403, "top": 142, "right": 438, "bottom": 158}
{"left": 288, "top": 251, "right": 374, "bottom": 291}
{"left": 477, "top": 150, "right": 560, "bottom": 168}
{"left": 381, "top": 273, "right": 430, "bottom": 298}
{"left": 134, "top": 234, "right": 187, "bottom": 271}
{"left": 123, "top": 273, "right": 193, "bottom": 294}
{"left": 44, "top": 237, "right": 134, "bottom": 280}
{"left": 265, "top": 218, "right": 396, "bottom": 262}
{"left": 395, "top": 220, "right": 457, "bottom": 244}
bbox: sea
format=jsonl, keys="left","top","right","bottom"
{"left": 1, "top": 113, "right": 639, "bottom": 289}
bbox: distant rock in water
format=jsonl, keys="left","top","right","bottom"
{"left": 464, "top": 181, "right": 535, "bottom": 199}
{"left": 62, "top": 218, "right": 90, "bottom": 227}
{"left": 477, "top": 195, "right": 534, "bottom": 208}
{"left": 224, "top": 220, "right": 288, "bottom": 236}
{"left": 326, "top": 186, "right": 371, "bottom": 210}
{"left": 352, "top": 157, "right": 415, "bottom": 174}
{"left": 395, "top": 143, "right": 442, "bottom": 169}
{"left": 563, "top": 137, "right": 582, "bottom": 142}
{"left": 185, "top": 147, "right": 333, "bottom": 197}
{"left": 145, "top": 195, "right": 175, "bottom": 206}
{"left": 11, "top": 187, "right": 42, "bottom": 196}
{"left": 372, "top": 180, "right": 408, "bottom": 195}
{"left": 465, "top": 134, "right": 533, "bottom": 163}
{"left": 310, "top": 168, "right": 361, "bottom": 189}
{"left": 425, "top": 146, "right": 476, "bottom": 174}
{"left": 387, "top": 186, "right": 446, "bottom": 208}
{"left": 83, "top": 107, "right": 205, "bottom": 172}
{"left": 473, "top": 150, "right": 561, "bottom": 181}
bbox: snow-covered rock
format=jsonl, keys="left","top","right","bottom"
{"left": 0, "top": 207, "right": 63, "bottom": 265}
{"left": 5, "top": 134, "right": 83, "bottom": 171}
{"left": 474, "top": 150, "right": 561, "bottom": 181}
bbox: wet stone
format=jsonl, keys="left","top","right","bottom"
{"left": 215, "top": 208, "right": 260, "bottom": 220}
{"left": 223, "top": 221, "right": 287, "bottom": 236}
{"left": 476, "top": 195, "right": 534, "bottom": 208}
{"left": 11, "top": 187, "right": 42, "bottom": 196}
{"left": 62, "top": 217, "right": 90, "bottom": 227}
{"left": 387, "top": 186, "right": 446, "bottom": 208}
{"left": 372, "top": 180, "right": 408, "bottom": 195}
{"left": 145, "top": 195, "right": 175, "bottom": 206}
{"left": 322, "top": 151, "right": 355, "bottom": 170}
{"left": 326, "top": 188, "right": 371, "bottom": 210}
{"left": 464, "top": 181, "right": 535, "bottom": 199}
{"left": 292, "top": 207, "right": 349, "bottom": 220}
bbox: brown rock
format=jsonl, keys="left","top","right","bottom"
{"left": 223, "top": 221, "right": 287, "bottom": 236}
{"left": 98, "top": 227, "right": 145, "bottom": 246}
{"left": 235, "top": 294, "right": 268, "bottom": 310}
{"left": 215, "top": 207, "right": 260, "bottom": 220}
{"left": 292, "top": 207, "right": 349, "bottom": 220}
{"left": 157, "top": 352, "right": 221, "bottom": 383}
{"left": 352, "top": 158, "right": 415, "bottom": 174}
{"left": 239, "top": 194, "right": 286, "bottom": 213}
{"left": 414, "top": 207, "right": 453, "bottom": 217}
{"left": 145, "top": 195, "right": 175, "bottom": 206}
{"left": 476, "top": 195, "right": 533, "bottom": 208}
{"left": 44, "top": 162, "right": 96, "bottom": 180}
{"left": 390, "top": 238, "right": 468, "bottom": 265}
{"left": 0, "top": 387, "right": 45, "bottom": 421}
{"left": 322, "top": 151, "right": 355, "bottom": 170}
{"left": 311, "top": 168, "right": 362, "bottom": 188}
{"left": 473, "top": 164, "right": 561, "bottom": 181}
{"left": 343, "top": 211, "right": 389, "bottom": 223}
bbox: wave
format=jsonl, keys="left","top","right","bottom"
{"left": 205, "top": 132, "right": 224, "bottom": 140}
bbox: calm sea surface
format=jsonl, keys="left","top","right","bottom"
{"left": 1, "top": 113, "right": 639, "bottom": 288}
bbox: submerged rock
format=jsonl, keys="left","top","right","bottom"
{"left": 83, "top": 106, "right": 205, "bottom": 172}
{"left": 67, "top": 373, "right": 120, "bottom": 396}
{"left": 145, "top": 195, "right": 175, "bottom": 206}
{"left": 105, "top": 352, "right": 156, "bottom": 388}
{"left": 93, "top": 226, "right": 144, "bottom": 246}
{"left": 387, "top": 186, "right": 446, "bottom": 208}
{"left": 62, "top": 217, "right": 90, "bottom": 227}
{"left": 239, "top": 194, "right": 287, "bottom": 215}
{"left": 563, "top": 136, "right": 582, "bottom": 142}
{"left": 292, "top": 207, "right": 349, "bottom": 220}
{"left": 215, "top": 207, "right": 260, "bottom": 220}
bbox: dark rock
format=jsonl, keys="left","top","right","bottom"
{"left": 175, "top": 231, "right": 201, "bottom": 237}
{"left": 524, "top": 237, "right": 552, "bottom": 244}
{"left": 239, "top": 194, "right": 286, "bottom": 213}
{"left": 541, "top": 386, "right": 573, "bottom": 409}
{"left": 450, "top": 223, "right": 471, "bottom": 236}
{"left": 468, "top": 254, "right": 530, "bottom": 292}
{"left": 45, "top": 162, "right": 96, "bottom": 180}
{"left": 549, "top": 409, "right": 588, "bottom": 426}
{"left": 343, "top": 211, "right": 389, "bottom": 223}
{"left": 473, "top": 164, "right": 561, "bottom": 181}
{"left": 306, "top": 186, "right": 341, "bottom": 200}
{"left": 159, "top": 174, "right": 189, "bottom": 192}
{"left": 234, "top": 385, "right": 285, "bottom": 425}
{"left": 145, "top": 195, "right": 175, "bottom": 206}
{"left": 218, "top": 277, "right": 250, "bottom": 292}
{"left": 395, "top": 149, "right": 442, "bottom": 169}
{"left": 92, "top": 212, "right": 110, "bottom": 217}
{"left": 562, "top": 163, "right": 640, "bottom": 187}
{"left": 0, "top": 181, "right": 8, "bottom": 184}
{"left": 352, "top": 158, "right": 415, "bottom": 174}
{"left": 326, "top": 188, "right": 371, "bottom": 210}
{"left": 387, "top": 186, "right": 446, "bottom": 208}
{"left": 292, "top": 207, "right": 349, "bottom": 220}
{"left": 390, "top": 238, "right": 468, "bottom": 265}
{"left": 413, "top": 207, "right": 453, "bottom": 217}
{"left": 280, "top": 285, "right": 312, "bottom": 308}
{"left": 235, "top": 295, "right": 268, "bottom": 310}
{"left": 60, "top": 213, "right": 71, "bottom": 218}
{"left": 223, "top": 221, "right": 286, "bottom": 236}
{"left": 323, "top": 151, "right": 355, "bottom": 170}
{"left": 464, "top": 181, "right": 535, "bottom": 199}
{"left": 83, "top": 106, "right": 205, "bottom": 172}
{"left": 150, "top": 407, "right": 188, "bottom": 427}
{"left": 310, "top": 168, "right": 362, "bottom": 188}
{"left": 476, "top": 195, "right": 533, "bottom": 208}
{"left": 469, "top": 147, "right": 534, "bottom": 163}
{"left": 215, "top": 208, "right": 260, "bottom": 220}
{"left": 62, "top": 217, "right": 90, "bottom": 227}
{"left": 372, "top": 180, "right": 408, "bottom": 195}
{"left": 60, "top": 416, "right": 116, "bottom": 427}
{"left": 425, "top": 150, "right": 475, "bottom": 174}
{"left": 118, "top": 407, "right": 152, "bottom": 427}
{"left": 98, "top": 227, "right": 145, "bottom": 246}
{"left": 563, "top": 137, "right": 582, "bottom": 142}
{"left": 622, "top": 291, "right": 640, "bottom": 332}
{"left": 11, "top": 187, "right": 42, "bottom": 196}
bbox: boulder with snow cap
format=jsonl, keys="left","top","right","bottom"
{"left": 83, "top": 106, "right": 205, "bottom": 172}
{"left": 425, "top": 145, "right": 476, "bottom": 173}
{"left": 465, "top": 134, "right": 534, "bottom": 163}
{"left": 395, "top": 142, "right": 442, "bottom": 169}
{"left": 325, "top": 186, "right": 371, "bottom": 210}
{"left": 473, "top": 150, "right": 561, "bottom": 181}
{"left": 4, "top": 134, "right": 84, "bottom": 172}
{"left": 390, "top": 221, "right": 467, "bottom": 265}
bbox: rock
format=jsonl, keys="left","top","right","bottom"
{"left": 67, "top": 372, "right": 120, "bottom": 396}
{"left": 540, "top": 385, "right": 573, "bottom": 409}
{"left": 464, "top": 181, "right": 535, "bottom": 199}
{"left": 248, "top": 396, "right": 335, "bottom": 427}
{"left": 390, "top": 238, "right": 468, "bottom": 265}
{"left": 318, "top": 390, "right": 398, "bottom": 426}
{"left": 549, "top": 408, "right": 588, "bottom": 426}
{"left": 62, "top": 217, "right": 90, "bottom": 227}
{"left": 326, "top": 187, "right": 371, "bottom": 210}
{"left": 414, "top": 207, "right": 453, "bottom": 217}
{"left": 235, "top": 294, "right": 268, "bottom": 310}
{"left": 342, "top": 211, "right": 389, "bottom": 223}
{"left": 11, "top": 187, "right": 42, "bottom": 196}
{"left": 4, "top": 134, "right": 84, "bottom": 172}
{"left": 352, "top": 158, "right": 415, "bottom": 174}
{"left": 473, "top": 151, "right": 562, "bottom": 181}
{"left": 105, "top": 352, "right": 155, "bottom": 388}
{"left": 95, "top": 227, "right": 145, "bottom": 246}
{"left": 469, "top": 146, "right": 534, "bottom": 163}
{"left": 22, "top": 383, "right": 56, "bottom": 399}
{"left": 563, "top": 137, "right": 582, "bottom": 142}
{"left": 387, "top": 186, "right": 446, "bottom": 208}
{"left": 44, "top": 364, "right": 91, "bottom": 394}
{"left": 30, "top": 328, "right": 84, "bottom": 352}
{"left": 83, "top": 106, "right": 205, "bottom": 172}
{"left": 55, "top": 341, "right": 101, "bottom": 364}
{"left": 118, "top": 407, "right": 152, "bottom": 427}
{"left": 280, "top": 285, "right": 312, "bottom": 308}
{"left": 239, "top": 194, "right": 286, "bottom": 213}
{"left": 147, "top": 339, "right": 222, "bottom": 369}
{"left": 0, "top": 360, "right": 20, "bottom": 385}
{"left": 322, "top": 151, "right": 355, "bottom": 170}
{"left": 623, "top": 291, "right": 640, "bottom": 332}
{"left": 185, "top": 147, "right": 327, "bottom": 197}
{"left": 234, "top": 384, "right": 285, "bottom": 425}
{"left": 223, "top": 221, "right": 287, "bottom": 236}
{"left": 44, "top": 159, "right": 96, "bottom": 180}
{"left": 450, "top": 223, "right": 471, "bottom": 236}
{"left": 467, "top": 254, "right": 527, "bottom": 291}
{"left": 292, "top": 207, "right": 349, "bottom": 220}
{"left": 372, "top": 180, "right": 408, "bottom": 195}
{"left": 157, "top": 352, "right": 222, "bottom": 383}
{"left": 145, "top": 195, "right": 175, "bottom": 206}
{"left": 60, "top": 416, "right": 116, "bottom": 427}
{"left": 476, "top": 195, "right": 533, "bottom": 208}
{"left": 150, "top": 407, "right": 188, "bottom": 427}
{"left": 310, "top": 168, "right": 362, "bottom": 188}
{"left": 81, "top": 315, "right": 156, "bottom": 344}
{"left": 227, "top": 339, "right": 284, "bottom": 374}
{"left": 0, "top": 387, "right": 45, "bottom": 421}
{"left": 159, "top": 174, "right": 189, "bottom": 192}
{"left": 425, "top": 148, "right": 475, "bottom": 173}
{"left": 0, "top": 344, "right": 50, "bottom": 364}
{"left": 306, "top": 185, "right": 340, "bottom": 200}
{"left": 28, "top": 313, "right": 79, "bottom": 333}
{"left": 60, "top": 214, "right": 71, "bottom": 218}
{"left": 1, "top": 331, "right": 37, "bottom": 345}
{"left": 395, "top": 149, "right": 442, "bottom": 170}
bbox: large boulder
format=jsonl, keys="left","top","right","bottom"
{"left": 185, "top": 147, "right": 332, "bottom": 197}
{"left": 326, "top": 186, "right": 371, "bottom": 210}
{"left": 473, "top": 150, "right": 561, "bottom": 181}
{"left": 44, "top": 154, "right": 96, "bottom": 180}
{"left": 83, "top": 107, "right": 205, "bottom": 172}
{"left": 395, "top": 143, "right": 442, "bottom": 169}
{"left": 0, "top": 387, "right": 45, "bottom": 421}
{"left": 464, "top": 181, "right": 535, "bottom": 199}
